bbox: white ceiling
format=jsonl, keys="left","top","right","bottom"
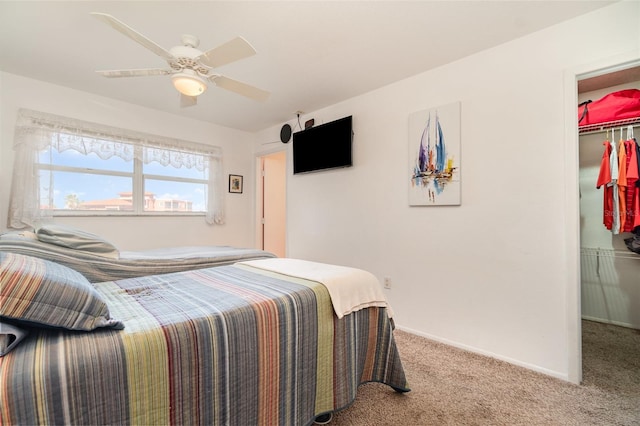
{"left": 0, "top": 1, "right": 615, "bottom": 132}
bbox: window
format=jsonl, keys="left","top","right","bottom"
{"left": 38, "top": 141, "right": 208, "bottom": 214}
{"left": 9, "top": 109, "right": 224, "bottom": 228}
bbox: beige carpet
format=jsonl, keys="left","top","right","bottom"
{"left": 330, "top": 320, "right": 640, "bottom": 425}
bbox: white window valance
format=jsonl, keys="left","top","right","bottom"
{"left": 8, "top": 108, "right": 225, "bottom": 228}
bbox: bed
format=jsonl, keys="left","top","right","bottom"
{"left": 0, "top": 252, "right": 409, "bottom": 425}
{"left": 0, "top": 224, "right": 276, "bottom": 282}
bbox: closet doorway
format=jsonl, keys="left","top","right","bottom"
{"left": 256, "top": 150, "right": 287, "bottom": 257}
{"left": 576, "top": 63, "right": 640, "bottom": 383}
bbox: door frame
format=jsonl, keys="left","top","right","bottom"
{"left": 255, "top": 146, "right": 288, "bottom": 254}
{"left": 563, "top": 51, "right": 640, "bottom": 384}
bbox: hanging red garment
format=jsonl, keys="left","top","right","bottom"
{"left": 624, "top": 139, "right": 639, "bottom": 232}
{"left": 596, "top": 140, "right": 614, "bottom": 230}
{"left": 635, "top": 140, "right": 640, "bottom": 229}
{"left": 618, "top": 139, "right": 628, "bottom": 231}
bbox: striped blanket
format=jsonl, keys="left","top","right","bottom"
{"left": 0, "top": 232, "right": 275, "bottom": 282}
{"left": 0, "top": 264, "right": 408, "bottom": 425}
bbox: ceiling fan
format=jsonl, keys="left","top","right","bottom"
{"left": 91, "top": 12, "right": 270, "bottom": 107}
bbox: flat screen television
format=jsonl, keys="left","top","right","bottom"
{"left": 292, "top": 115, "right": 353, "bottom": 174}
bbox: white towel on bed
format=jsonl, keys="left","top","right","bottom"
{"left": 238, "top": 258, "right": 391, "bottom": 319}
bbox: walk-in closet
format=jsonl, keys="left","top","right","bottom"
{"left": 578, "top": 67, "right": 640, "bottom": 367}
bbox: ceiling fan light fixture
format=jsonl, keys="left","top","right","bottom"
{"left": 92, "top": 14, "right": 268, "bottom": 104}
{"left": 172, "top": 72, "right": 207, "bottom": 97}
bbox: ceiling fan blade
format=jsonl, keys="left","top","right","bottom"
{"left": 198, "top": 37, "right": 257, "bottom": 68}
{"left": 180, "top": 94, "right": 198, "bottom": 108}
{"left": 91, "top": 12, "right": 175, "bottom": 62}
{"left": 96, "top": 69, "right": 172, "bottom": 78}
{"left": 211, "top": 75, "right": 270, "bottom": 102}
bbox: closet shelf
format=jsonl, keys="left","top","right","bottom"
{"left": 579, "top": 116, "right": 640, "bottom": 135}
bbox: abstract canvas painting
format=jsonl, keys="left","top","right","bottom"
{"left": 408, "top": 102, "right": 461, "bottom": 206}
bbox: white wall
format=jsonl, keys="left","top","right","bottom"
{"left": 254, "top": 1, "right": 640, "bottom": 381}
{"left": 0, "top": 72, "right": 256, "bottom": 250}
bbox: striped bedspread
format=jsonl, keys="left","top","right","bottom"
{"left": 0, "top": 233, "right": 276, "bottom": 282}
{"left": 0, "top": 264, "right": 408, "bottom": 425}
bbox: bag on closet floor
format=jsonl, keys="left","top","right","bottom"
{"left": 578, "top": 89, "right": 640, "bottom": 127}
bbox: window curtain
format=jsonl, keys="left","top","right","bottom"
{"left": 8, "top": 109, "right": 225, "bottom": 228}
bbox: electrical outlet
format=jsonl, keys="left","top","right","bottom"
{"left": 384, "top": 277, "right": 392, "bottom": 289}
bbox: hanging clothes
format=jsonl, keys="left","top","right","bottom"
{"left": 617, "top": 137, "right": 627, "bottom": 232}
{"left": 596, "top": 137, "right": 615, "bottom": 231}
{"left": 595, "top": 124, "right": 640, "bottom": 237}
{"left": 623, "top": 136, "right": 639, "bottom": 232}
{"left": 635, "top": 137, "right": 640, "bottom": 229}
{"left": 611, "top": 135, "right": 620, "bottom": 234}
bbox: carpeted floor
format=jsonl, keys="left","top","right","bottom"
{"left": 330, "top": 320, "right": 640, "bottom": 425}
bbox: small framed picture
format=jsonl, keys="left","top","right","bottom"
{"left": 229, "top": 174, "right": 243, "bottom": 193}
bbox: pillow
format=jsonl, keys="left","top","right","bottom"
{"left": 0, "top": 252, "right": 124, "bottom": 331}
{"left": 36, "top": 224, "right": 119, "bottom": 259}
{"left": 0, "top": 321, "right": 28, "bottom": 356}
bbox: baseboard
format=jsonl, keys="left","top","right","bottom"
{"left": 395, "top": 325, "right": 570, "bottom": 382}
{"left": 581, "top": 315, "right": 640, "bottom": 330}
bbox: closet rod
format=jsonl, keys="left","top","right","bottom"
{"left": 579, "top": 117, "right": 640, "bottom": 135}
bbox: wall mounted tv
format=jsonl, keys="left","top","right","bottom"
{"left": 292, "top": 115, "right": 353, "bottom": 174}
